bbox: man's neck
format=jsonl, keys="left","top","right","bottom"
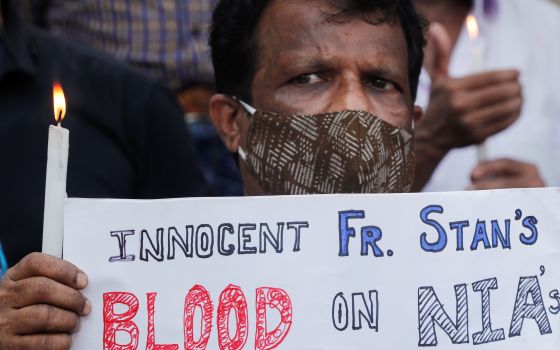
{"left": 239, "top": 161, "right": 267, "bottom": 196}
{"left": 415, "top": 0, "right": 472, "bottom": 48}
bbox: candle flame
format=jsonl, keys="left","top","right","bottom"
{"left": 466, "top": 15, "right": 480, "bottom": 40}
{"left": 53, "top": 82, "right": 66, "bottom": 123}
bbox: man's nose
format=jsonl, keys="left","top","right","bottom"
{"left": 326, "top": 79, "right": 374, "bottom": 113}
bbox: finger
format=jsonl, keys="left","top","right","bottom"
{"left": 471, "top": 177, "right": 522, "bottom": 190}
{"left": 12, "top": 305, "right": 79, "bottom": 335}
{"left": 471, "top": 159, "right": 520, "bottom": 181}
{"left": 450, "top": 70, "right": 519, "bottom": 91}
{"left": 9, "top": 277, "right": 90, "bottom": 315}
{"left": 474, "top": 111, "right": 521, "bottom": 144}
{"left": 458, "top": 81, "right": 521, "bottom": 112}
{"left": 464, "top": 96, "right": 522, "bottom": 136}
{"left": 8, "top": 253, "right": 88, "bottom": 290}
{"left": 8, "top": 334, "right": 72, "bottom": 350}
{"left": 472, "top": 172, "right": 544, "bottom": 190}
{"left": 424, "top": 22, "right": 452, "bottom": 80}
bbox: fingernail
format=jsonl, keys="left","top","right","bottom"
{"left": 472, "top": 169, "right": 483, "bottom": 179}
{"left": 83, "top": 299, "right": 92, "bottom": 316}
{"left": 76, "top": 272, "right": 88, "bottom": 288}
{"left": 74, "top": 318, "right": 81, "bottom": 333}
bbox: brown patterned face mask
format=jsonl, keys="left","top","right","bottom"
{"left": 236, "top": 100, "right": 415, "bottom": 195}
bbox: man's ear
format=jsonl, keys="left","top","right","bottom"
{"left": 413, "top": 106, "right": 423, "bottom": 125}
{"left": 209, "top": 94, "right": 244, "bottom": 152}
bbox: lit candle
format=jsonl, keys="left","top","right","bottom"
{"left": 42, "top": 82, "right": 69, "bottom": 258}
{"left": 466, "top": 14, "right": 487, "bottom": 163}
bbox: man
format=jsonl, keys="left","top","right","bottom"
{"left": 0, "top": 0, "right": 426, "bottom": 348}
{"left": 209, "top": 0, "right": 424, "bottom": 195}
{"left": 0, "top": 0, "right": 207, "bottom": 263}
{"left": 413, "top": 0, "right": 560, "bottom": 191}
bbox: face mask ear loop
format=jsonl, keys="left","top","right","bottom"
{"left": 232, "top": 96, "right": 256, "bottom": 118}
{"left": 238, "top": 146, "right": 248, "bottom": 161}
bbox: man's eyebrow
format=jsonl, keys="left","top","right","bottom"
{"left": 363, "top": 66, "right": 397, "bottom": 77}
{"left": 284, "top": 58, "right": 335, "bottom": 72}
{"left": 362, "top": 65, "right": 405, "bottom": 82}
{"left": 279, "top": 54, "right": 406, "bottom": 84}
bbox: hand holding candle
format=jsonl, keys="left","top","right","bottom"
{"left": 42, "top": 83, "right": 69, "bottom": 258}
{"left": 413, "top": 22, "right": 521, "bottom": 191}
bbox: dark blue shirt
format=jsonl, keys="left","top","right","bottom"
{"left": 0, "top": 1, "right": 207, "bottom": 266}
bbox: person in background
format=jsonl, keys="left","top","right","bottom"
{"left": 413, "top": 0, "right": 560, "bottom": 191}
{"left": 16, "top": 0, "right": 244, "bottom": 195}
{"left": 0, "top": 0, "right": 427, "bottom": 347}
{"left": 16, "top": 0, "right": 215, "bottom": 92}
{"left": 0, "top": 0, "right": 206, "bottom": 267}
{"left": 179, "top": 83, "right": 244, "bottom": 196}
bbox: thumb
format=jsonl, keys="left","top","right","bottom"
{"left": 424, "top": 22, "right": 452, "bottom": 81}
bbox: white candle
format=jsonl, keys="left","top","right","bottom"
{"left": 469, "top": 39, "right": 485, "bottom": 73}
{"left": 466, "top": 14, "right": 486, "bottom": 73}
{"left": 466, "top": 14, "right": 488, "bottom": 163}
{"left": 42, "top": 83, "right": 69, "bottom": 258}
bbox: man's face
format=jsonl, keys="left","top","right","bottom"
{"left": 251, "top": 0, "right": 415, "bottom": 124}
{"left": 210, "top": 0, "right": 421, "bottom": 195}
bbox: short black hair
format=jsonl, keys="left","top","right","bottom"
{"left": 210, "top": 0, "right": 427, "bottom": 103}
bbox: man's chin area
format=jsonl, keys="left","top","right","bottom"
{"left": 239, "top": 162, "right": 268, "bottom": 196}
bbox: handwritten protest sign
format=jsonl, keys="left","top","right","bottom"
{"left": 64, "top": 188, "right": 560, "bottom": 349}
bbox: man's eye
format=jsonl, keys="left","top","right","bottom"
{"left": 367, "top": 77, "right": 396, "bottom": 91}
{"left": 290, "top": 73, "right": 322, "bottom": 85}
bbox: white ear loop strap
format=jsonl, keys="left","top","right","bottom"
{"left": 238, "top": 146, "right": 248, "bottom": 161}
{"left": 232, "top": 96, "right": 253, "bottom": 160}
{"left": 233, "top": 96, "right": 256, "bottom": 116}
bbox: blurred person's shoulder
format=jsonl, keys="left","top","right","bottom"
{"left": 24, "top": 27, "right": 207, "bottom": 198}
{"left": 27, "top": 27, "right": 174, "bottom": 110}
{"left": 25, "top": 26, "right": 184, "bottom": 142}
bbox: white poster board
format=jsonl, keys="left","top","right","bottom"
{"left": 64, "top": 188, "right": 560, "bottom": 349}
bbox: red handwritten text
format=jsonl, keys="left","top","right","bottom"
{"left": 103, "top": 285, "right": 292, "bottom": 350}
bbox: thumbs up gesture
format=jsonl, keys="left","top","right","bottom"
{"left": 413, "top": 23, "right": 523, "bottom": 191}
{"left": 418, "top": 22, "right": 522, "bottom": 150}
{"left": 423, "top": 23, "right": 452, "bottom": 82}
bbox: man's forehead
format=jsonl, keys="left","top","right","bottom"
{"left": 255, "top": 0, "right": 403, "bottom": 50}
{"left": 253, "top": 0, "right": 407, "bottom": 75}
{"left": 257, "top": 0, "right": 400, "bottom": 30}
{"left": 257, "top": 0, "right": 350, "bottom": 37}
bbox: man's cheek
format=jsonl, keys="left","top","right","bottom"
{"left": 375, "top": 98, "right": 412, "bottom": 128}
